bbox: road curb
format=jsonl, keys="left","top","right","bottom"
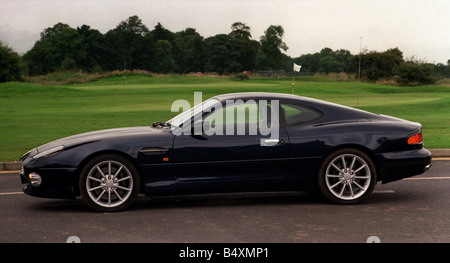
{"left": 430, "top": 149, "right": 450, "bottom": 158}
{"left": 2, "top": 149, "right": 449, "bottom": 171}
{"left": 2, "top": 161, "right": 21, "bottom": 171}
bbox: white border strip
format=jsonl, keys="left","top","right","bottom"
{"left": 403, "top": 176, "right": 450, "bottom": 180}
{"left": 0, "top": 191, "right": 23, "bottom": 196}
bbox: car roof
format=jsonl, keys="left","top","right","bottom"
{"left": 212, "top": 92, "right": 300, "bottom": 101}
{"left": 212, "top": 92, "right": 350, "bottom": 110}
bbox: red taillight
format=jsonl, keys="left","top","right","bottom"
{"left": 407, "top": 132, "right": 423, "bottom": 144}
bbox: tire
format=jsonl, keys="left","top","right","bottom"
{"left": 79, "top": 154, "right": 140, "bottom": 212}
{"left": 318, "top": 148, "right": 376, "bottom": 204}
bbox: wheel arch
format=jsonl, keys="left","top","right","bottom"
{"left": 318, "top": 144, "right": 381, "bottom": 182}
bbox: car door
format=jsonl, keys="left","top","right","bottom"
{"left": 172, "top": 99, "right": 289, "bottom": 182}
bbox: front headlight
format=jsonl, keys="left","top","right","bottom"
{"left": 32, "top": 145, "right": 64, "bottom": 159}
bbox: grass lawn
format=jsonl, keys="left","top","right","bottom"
{"left": 0, "top": 75, "right": 449, "bottom": 161}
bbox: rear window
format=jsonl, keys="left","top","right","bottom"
{"left": 281, "top": 103, "right": 322, "bottom": 126}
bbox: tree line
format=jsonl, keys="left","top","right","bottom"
{"left": 295, "top": 47, "right": 450, "bottom": 85}
{"left": 21, "top": 16, "right": 285, "bottom": 76}
{"left": 1, "top": 15, "right": 449, "bottom": 84}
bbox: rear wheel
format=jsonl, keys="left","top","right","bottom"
{"left": 79, "top": 154, "right": 140, "bottom": 212}
{"left": 318, "top": 148, "right": 376, "bottom": 204}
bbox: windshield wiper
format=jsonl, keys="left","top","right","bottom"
{"left": 152, "top": 121, "right": 171, "bottom": 128}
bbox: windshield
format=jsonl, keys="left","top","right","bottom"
{"left": 166, "top": 98, "right": 220, "bottom": 128}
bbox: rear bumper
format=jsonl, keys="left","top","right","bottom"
{"left": 376, "top": 148, "right": 432, "bottom": 184}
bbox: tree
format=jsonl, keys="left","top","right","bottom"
{"left": 104, "top": 15, "right": 150, "bottom": 70}
{"left": 153, "top": 40, "right": 175, "bottom": 73}
{"left": 434, "top": 60, "right": 450, "bottom": 78}
{"left": 204, "top": 34, "right": 240, "bottom": 74}
{"left": 334, "top": 49, "right": 353, "bottom": 73}
{"left": 22, "top": 39, "right": 51, "bottom": 75}
{"left": 229, "top": 22, "right": 259, "bottom": 71}
{"left": 294, "top": 53, "right": 320, "bottom": 72}
{"left": 152, "top": 22, "right": 174, "bottom": 42}
{"left": 149, "top": 22, "right": 179, "bottom": 72}
{"left": 77, "top": 25, "right": 107, "bottom": 72}
{"left": 350, "top": 47, "right": 404, "bottom": 81}
{"left": 395, "top": 60, "right": 437, "bottom": 85}
{"left": 280, "top": 53, "right": 294, "bottom": 72}
{"left": 41, "top": 23, "right": 86, "bottom": 70}
{"left": 60, "top": 57, "right": 77, "bottom": 71}
{"left": 318, "top": 56, "right": 343, "bottom": 74}
{"left": 257, "top": 25, "right": 288, "bottom": 70}
{"left": 230, "top": 22, "right": 252, "bottom": 39}
{"left": 22, "top": 23, "right": 86, "bottom": 75}
{"left": 294, "top": 48, "right": 352, "bottom": 74}
{"left": 174, "top": 28, "right": 205, "bottom": 73}
{"left": 0, "top": 41, "right": 22, "bottom": 82}
{"left": 40, "top": 23, "right": 71, "bottom": 40}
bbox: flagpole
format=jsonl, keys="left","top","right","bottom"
{"left": 292, "top": 75, "right": 294, "bottom": 94}
{"left": 357, "top": 37, "right": 362, "bottom": 108}
{"left": 292, "top": 63, "right": 301, "bottom": 94}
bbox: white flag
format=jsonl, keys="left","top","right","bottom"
{"left": 293, "top": 63, "right": 301, "bottom": 72}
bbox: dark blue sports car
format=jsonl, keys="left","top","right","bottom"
{"left": 20, "top": 92, "right": 431, "bottom": 212}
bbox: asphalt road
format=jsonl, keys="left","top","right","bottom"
{"left": 0, "top": 160, "right": 448, "bottom": 243}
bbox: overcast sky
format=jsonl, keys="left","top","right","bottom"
{"left": 1, "top": 0, "right": 449, "bottom": 63}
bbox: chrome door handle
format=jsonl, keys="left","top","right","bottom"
{"left": 264, "top": 138, "right": 279, "bottom": 143}
{"left": 261, "top": 138, "right": 282, "bottom": 146}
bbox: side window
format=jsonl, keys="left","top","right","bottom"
{"left": 204, "top": 101, "right": 259, "bottom": 126}
{"left": 281, "top": 103, "right": 322, "bottom": 126}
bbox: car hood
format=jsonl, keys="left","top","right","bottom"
{"left": 34, "top": 126, "right": 165, "bottom": 154}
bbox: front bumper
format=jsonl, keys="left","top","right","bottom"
{"left": 20, "top": 167, "right": 79, "bottom": 199}
{"left": 376, "top": 148, "right": 432, "bottom": 184}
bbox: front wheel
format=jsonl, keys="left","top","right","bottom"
{"left": 79, "top": 154, "right": 140, "bottom": 212}
{"left": 318, "top": 149, "right": 376, "bottom": 204}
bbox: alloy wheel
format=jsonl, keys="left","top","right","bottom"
{"left": 325, "top": 154, "right": 371, "bottom": 200}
